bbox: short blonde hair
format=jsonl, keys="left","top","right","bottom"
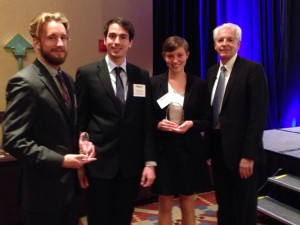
{"left": 29, "top": 12, "right": 69, "bottom": 38}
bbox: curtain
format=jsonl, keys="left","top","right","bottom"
{"left": 153, "top": 0, "right": 215, "bottom": 77}
{"left": 278, "top": 0, "right": 300, "bottom": 128}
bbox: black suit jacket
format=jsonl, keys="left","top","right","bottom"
{"left": 151, "top": 72, "right": 211, "bottom": 157}
{"left": 3, "top": 59, "right": 78, "bottom": 212}
{"left": 207, "top": 55, "right": 269, "bottom": 170}
{"left": 75, "top": 59, "right": 155, "bottom": 179}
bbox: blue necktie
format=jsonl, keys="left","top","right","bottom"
{"left": 212, "top": 66, "right": 226, "bottom": 125}
{"left": 114, "top": 67, "right": 125, "bottom": 105}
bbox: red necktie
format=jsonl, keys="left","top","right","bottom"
{"left": 56, "top": 72, "right": 71, "bottom": 108}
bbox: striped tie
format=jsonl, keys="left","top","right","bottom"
{"left": 56, "top": 72, "right": 71, "bottom": 108}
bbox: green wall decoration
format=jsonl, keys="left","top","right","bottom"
{"left": 4, "top": 33, "right": 33, "bottom": 70}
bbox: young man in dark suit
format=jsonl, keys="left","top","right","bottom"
{"left": 206, "top": 23, "right": 268, "bottom": 225}
{"left": 75, "top": 18, "right": 156, "bottom": 225}
{"left": 2, "top": 12, "right": 95, "bottom": 225}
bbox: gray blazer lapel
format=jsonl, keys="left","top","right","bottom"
{"left": 33, "top": 60, "right": 73, "bottom": 120}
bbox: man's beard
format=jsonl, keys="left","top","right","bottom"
{"left": 41, "top": 47, "right": 67, "bottom": 66}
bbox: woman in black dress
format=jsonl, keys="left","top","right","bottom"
{"left": 150, "top": 36, "right": 211, "bottom": 225}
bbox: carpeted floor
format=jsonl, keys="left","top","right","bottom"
{"left": 80, "top": 191, "right": 283, "bottom": 225}
{"left": 131, "top": 191, "right": 217, "bottom": 225}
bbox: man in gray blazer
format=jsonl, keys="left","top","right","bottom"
{"left": 206, "top": 23, "right": 268, "bottom": 225}
{"left": 75, "top": 18, "right": 156, "bottom": 225}
{"left": 2, "top": 12, "right": 95, "bottom": 225}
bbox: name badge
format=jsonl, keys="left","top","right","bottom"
{"left": 133, "top": 84, "right": 146, "bottom": 97}
{"left": 157, "top": 92, "right": 172, "bottom": 109}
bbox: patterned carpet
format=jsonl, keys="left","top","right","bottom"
{"left": 80, "top": 191, "right": 279, "bottom": 225}
{"left": 131, "top": 191, "right": 217, "bottom": 225}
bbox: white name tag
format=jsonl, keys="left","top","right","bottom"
{"left": 157, "top": 92, "right": 173, "bottom": 109}
{"left": 133, "top": 84, "right": 146, "bottom": 97}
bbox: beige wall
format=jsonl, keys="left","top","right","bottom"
{"left": 0, "top": 0, "right": 153, "bottom": 111}
{"left": 0, "top": 0, "right": 152, "bottom": 146}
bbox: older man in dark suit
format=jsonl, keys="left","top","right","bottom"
{"left": 206, "top": 23, "right": 268, "bottom": 225}
{"left": 2, "top": 12, "right": 95, "bottom": 225}
{"left": 75, "top": 18, "right": 156, "bottom": 225}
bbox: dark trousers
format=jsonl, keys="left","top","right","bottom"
{"left": 24, "top": 196, "right": 79, "bottom": 225}
{"left": 210, "top": 131, "right": 258, "bottom": 225}
{"left": 87, "top": 172, "right": 140, "bottom": 225}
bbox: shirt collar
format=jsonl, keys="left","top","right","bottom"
{"left": 105, "top": 55, "right": 127, "bottom": 73}
{"left": 37, "top": 58, "right": 60, "bottom": 77}
{"left": 220, "top": 53, "right": 237, "bottom": 74}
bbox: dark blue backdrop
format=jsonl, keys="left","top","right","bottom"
{"left": 153, "top": 0, "right": 300, "bottom": 129}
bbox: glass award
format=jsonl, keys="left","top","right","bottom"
{"left": 79, "top": 132, "right": 90, "bottom": 154}
{"left": 166, "top": 102, "right": 184, "bottom": 125}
